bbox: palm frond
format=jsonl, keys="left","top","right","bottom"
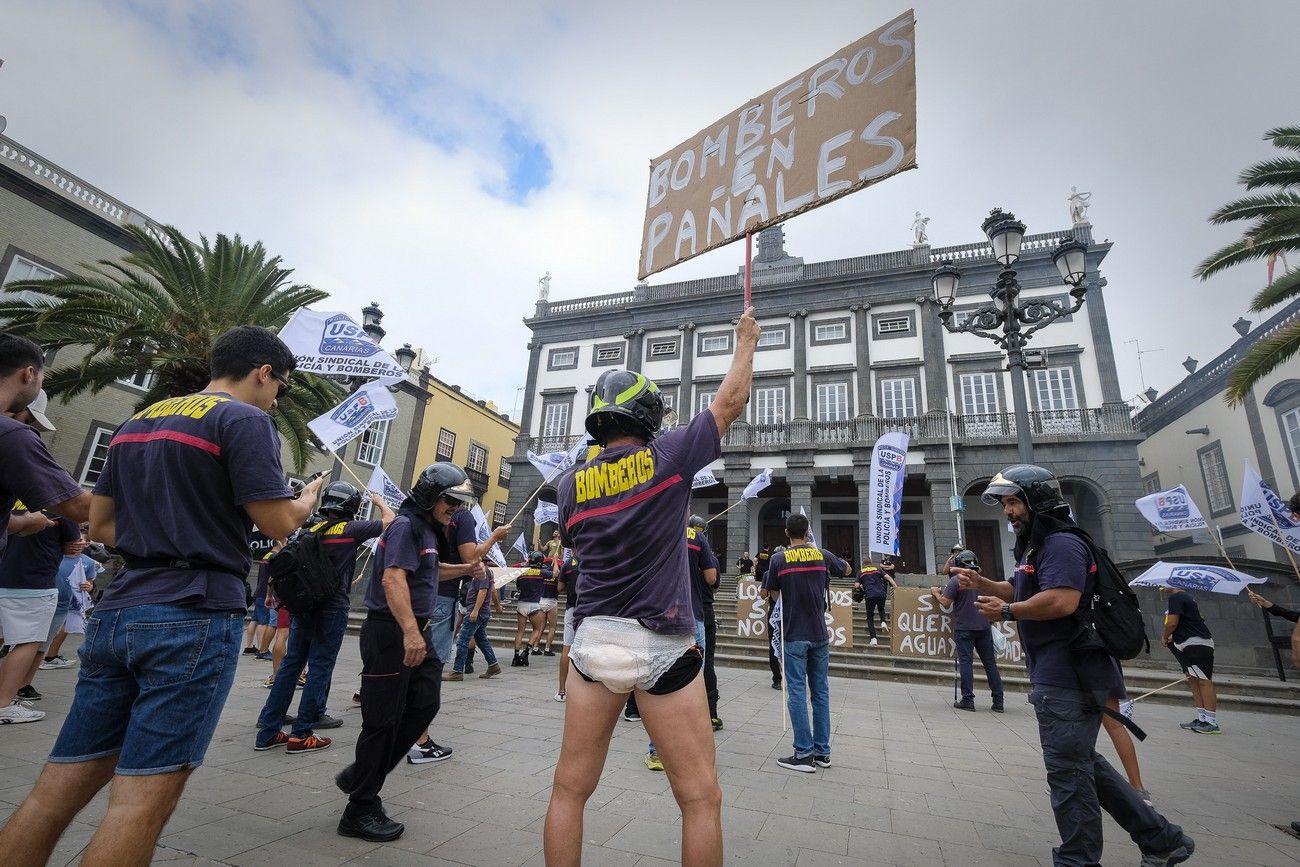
{"left": 1265, "top": 126, "right": 1300, "bottom": 153}
{"left": 1240, "top": 157, "right": 1300, "bottom": 191}
{"left": 1249, "top": 267, "right": 1300, "bottom": 312}
{"left": 1226, "top": 320, "right": 1300, "bottom": 404}
{"left": 1194, "top": 236, "right": 1300, "bottom": 280}
{"left": 1209, "top": 192, "right": 1300, "bottom": 224}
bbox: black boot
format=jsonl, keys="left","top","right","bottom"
{"left": 511, "top": 650, "right": 525, "bottom": 667}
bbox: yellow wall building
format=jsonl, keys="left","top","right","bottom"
{"left": 409, "top": 372, "right": 520, "bottom": 525}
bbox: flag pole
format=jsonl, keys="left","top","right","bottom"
{"left": 329, "top": 450, "right": 370, "bottom": 490}
{"left": 707, "top": 498, "right": 746, "bottom": 525}
{"left": 1211, "top": 525, "right": 1239, "bottom": 572}
{"left": 744, "top": 232, "right": 753, "bottom": 308}
{"left": 778, "top": 598, "right": 789, "bottom": 733}
{"left": 508, "top": 479, "right": 550, "bottom": 526}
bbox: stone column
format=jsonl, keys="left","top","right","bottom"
{"left": 925, "top": 463, "right": 960, "bottom": 573}
{"left": 724, "top": 457, "right": 754, "bottom": 567}
{"left": 1083, "top": 276, "right": 1125, "bottom": 406}
{"left": 791, "top": 309, "right": 808, "bottom": 419}
{"left": 518, "top": 341, "right": 543, "bottom": 439}
{"left": 916, "top": 296, "right": 949, "bottom": 412}
{"left": 851, "top": 303, "right": 872, "bottom": 415}
{"left": 626, "top": 329, "right": 645, "bottom": 373}
{"left": 679, "top": 322, "right": 695, "bottom": 419}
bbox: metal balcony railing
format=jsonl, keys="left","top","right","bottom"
{"left": 521, "top": 407, "right": 1137, "bottom": 457}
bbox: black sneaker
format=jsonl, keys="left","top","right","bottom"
{"left": 777, "top": 754, "right": 816, "bottom": 774}
{"left": 623, "top": 709, "right": 641, "bottom": 722}
{"left": 16, "top": 685, "right": 41, "bottom": 702}
{"left": 511, "top": 652, "right": 526, "bottom": 667}
{"left": 316, "top": 714, "right": 343, "bottom": 729}
{"left": 711, "top": 717, "right": 724, "bottom": 731}
{"left": 814, "top": 755, "right": 832, "bottom": 768}
{"left": 407, "top": 740, "right": 453, "bottom": 764}
{"left": 991, "top": 704, "right": 1005, "bottom": 714}
{"left": 464, "top": 662, "right": 475, "bottom": 674}
{"left": 953, "top": 699, "right": 976, "bottom": 712}
{"left": 242, "top": 646, "right": 258, "bottom": 655}
{"left": 543, "top": 649, "right": 556, "bottom": 657}
{"left": 351, "top": 692, "right": 362, "bottom": 706}
{"left": 338, "top": 810, "right": 404, "bottom": 842}
{"left": 1139, "top": 833, "right": 1195, "bottom": 866}
{"left": 771, "top": 680, "right": 782, "bottom": 690}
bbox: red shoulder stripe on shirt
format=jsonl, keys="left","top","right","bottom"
{"left": 564, "top": 474, "right": 684, "bottom": 530}
{"left": 322, "top": 537, "right": 357, "bottom": 545}
{"left": 778, "top": 565, "right": 828, "bottom": 576}
{"left": 110, "top": 430, "right": 221, "bottom": 456}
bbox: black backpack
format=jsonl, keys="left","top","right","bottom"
{"left": 268, "top": 523, "right": 338, "bottom": 616}
{"left": 1032, "top": 525, "right": 1149, "bottom": 661}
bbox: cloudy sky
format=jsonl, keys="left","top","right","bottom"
{"left": 3, "top": 1, "right": 1297, "bottom": 415}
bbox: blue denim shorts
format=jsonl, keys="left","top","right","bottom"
{"left": 430, "top": 595, "right": 456, "bottom": 665}
{"left": 50, "top": 604, "right": 243, "bottom": 775}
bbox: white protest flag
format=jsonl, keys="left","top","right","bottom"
{"left": 469, "top": 503, "right": 509, "bottom": 567}
{"left": 769, "top": 596, "right": 783, "bottom": 660}
{"left": 491, "top": 566, "right": 527, "bottom": 590}
{"left": 868, "top": 432, "right": 909, "bottom": 556}
{"left": 692, "top": 467, "right": 719, "bottom": 490}
{"left": 799, "top": 506, "right": 817, "bottom": 546}
{"left": 526, "top": 439, "right": 590, "bottom": 483}
{"left": 510, "top": 532, "right": 528, "bottom": 560}
{"left": 1135, "top": 485, "right": 1207, "bottom": 533}
{"left": 307, "top": 382, "right": 398, "bottom": 454}
{"left": 534, "top": 500, "right": 560, "bottom": 526}
{"left": 63, "top": 559, "right": 93, "bottom": 634}
{"left": 366, "top": 464, "right": 406, "bottom": 511}
{"left": 742, "top": 468, "right": 773, "bottom": 500}
{"left": 278, "top": 309, "right": 408, "bottom": 384}
{"left": 1129, "top": 560, "right": 1266, "bottom": 595}
{"left": 1239, "top": 461, "right": 1300, "bottom": 555}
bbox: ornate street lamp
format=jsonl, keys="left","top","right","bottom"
{"left": 930, "top": 209, "right": 1091, "bottom": 461}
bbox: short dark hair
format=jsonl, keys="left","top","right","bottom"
{"left": 1290, "top": 492, "right": 1300, "bottom": 516}
{"left": 210, "top": 325, "right": 296, "bottom": 381}
{"left": 0, "top": 332, "right": 44, "bottom": 377}
{"left": 785, "top": 512, "right": 809, "bottom": 539}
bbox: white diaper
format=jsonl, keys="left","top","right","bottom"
{"left": 569, "top": 615, "right": 694, "bottom": 694}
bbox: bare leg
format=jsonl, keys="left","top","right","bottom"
{"left": 543, "top": 610, "right": 557, "bottom": 650}
{"left": 1190, "top": 677, "right": 1217, "bottom": 713}
{"left": 544, "top": 673, "right": 625, "bottom": 866}
{"left": 638, "top": 674, "right": 723, "bottom": 867}
{"left": 0, "top": 757, "right": 118, "bottom": 866}
{"left": 256, "top": 623, "right": 273, "bottom": 654}
{"left": 558, "top": 646, "right": 570, "bottom": 694}
{"left": 1102, "top": 697, "right": 1145, "bottom": 791}
{"left": 514, "top": 613, "right": 527, "bottom": 653}
{"left": 270, "top": 627, "right": 289, "bottom": 678}
{"left": 528, "top": 612, "right": 545, "bottom": 649}
{"left": 45, "top": 627, "right": 70, "bottom": 660}
{"left": 242, "top": 618, "right": 257, "bottom": 648}
{"left": 80, "top": 769, "right": 195, "bottom": 865}
{"left": 21, "top": 647, "right": 44, "bottom": 689}
{"left": 0, "top": 643, "right": 42, "bottom": 705}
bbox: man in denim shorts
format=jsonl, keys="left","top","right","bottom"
{"left": 0, "top": 326, "right": 324, "bottom": 865}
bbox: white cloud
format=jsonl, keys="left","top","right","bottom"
{"left": 2, "top": 0, "right": 1299, "bottom": 415}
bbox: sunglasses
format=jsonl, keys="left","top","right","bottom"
{"left": 441, "top": 495, "right": 469, "bottom": 509}
{"left": 269, "top": 370, "right": 290, "bottom": 400}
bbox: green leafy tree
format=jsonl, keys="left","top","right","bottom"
{"left": 1196, "top": 126, "right": 1300, "bottom": 404}
{"left": 0, "top": 224, "right": 342, "bottom": 470}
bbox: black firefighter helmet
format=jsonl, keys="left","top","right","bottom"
{"left": 408, "top": 462, "right": 475, "bottom": 511}
{"left": 584, "top": 369, "right": 665, "bottom": 446}
{"left": 982, "top": 465, "right": 1068, "bottom": 515}
{"left": 318, "top": 481, "right": 362, "bottom": 519}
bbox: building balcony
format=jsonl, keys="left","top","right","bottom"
{"left": 465, "top": 467, "right": 490, "bottom": 497}
{"left": 523, "top": 406, "right": 1138, "bottom": 457}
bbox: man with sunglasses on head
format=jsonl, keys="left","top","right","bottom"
{"left": 0, "top": 325, "right": 325, "bottom": 867}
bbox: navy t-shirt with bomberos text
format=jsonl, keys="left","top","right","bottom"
{"left": 763, "top": 545, "right": 850, "bottom": 643}
{"left": 0, "top": 415, "right": 82, "bottom": 561}
{"left": 516, "top": 566, "right": 548, "bottom": 603}
{"left": 687, "top": 526, "right": 720, "bottom": 618}
{"left": 0, "top": 513, "right": 80, "bottom": 591}
{"left": 312, "top": 519, "right": 383, "bottom": 609}
{"left": 857, "top": 565, "right": 888, "bottom": 599}
{"left": 557, "top": 410, "right": 721, "bottom": 635}
{"left": 367, "top": 513, "right": 440, "bottom": 619}
{"left": 94, "top": 392, "right": 292, "bottom": 612}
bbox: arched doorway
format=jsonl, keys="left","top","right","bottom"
{"left": 758, "top": 498, "right": 791, "bottom": 551}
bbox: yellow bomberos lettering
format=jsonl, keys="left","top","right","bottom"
{"left": 574, "top": 448, "right": 657, "bottom": 504}
{"left": 784, "top": 546, "right": 825, "bottom": 563}
{"left": 686, "top": 527, "right": 698, "bottom": 541}
{"left": 133, "top": 394, "right": 228, "bottom": 421}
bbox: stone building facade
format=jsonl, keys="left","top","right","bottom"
{"left": 506, "top": 222, "right": 1150, "bottom": 581}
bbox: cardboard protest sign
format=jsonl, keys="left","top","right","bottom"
{"left": 736, "top": 577, "right": 854, "bottom": 647}
{"left": 638, "top": 9, "right": 917, "bottom": 278}
{"left": 889, "top": 586, "right": 1021, "bottom": 663}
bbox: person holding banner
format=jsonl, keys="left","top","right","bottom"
{"left": 0, "top": 326, "right": 325, "bottom": 865}
{"left": 545, "top": 308, "right": 758, "bottom": 867}
{"left": 960, "top": 465, "right": 1193, "bottom": 867}
{"left": 763, "top": 512, "right": 851, "bottom": 773}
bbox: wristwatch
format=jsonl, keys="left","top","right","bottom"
{"left": 1001, "top": 603, "right": 1016, "bottom": 622}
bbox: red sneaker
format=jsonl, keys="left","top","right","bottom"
{"left": 287, "top": 734, "right": 332, "bottom": 754}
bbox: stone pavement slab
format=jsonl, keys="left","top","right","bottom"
{"left": 3, "top": 636, "right": 1300, "bottom": 865}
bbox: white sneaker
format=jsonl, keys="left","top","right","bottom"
{"left": 39, "top": 656, "right": 75, "bottom": 670}
{"left": 0, "top": 700, "right": 45, "bottom": 724}
{"left": 869, "top": 638, "right": 879, "bottom": 646}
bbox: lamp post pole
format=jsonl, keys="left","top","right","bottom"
{"left": 931, "top": 209, "right": 1090, "bottom": 466}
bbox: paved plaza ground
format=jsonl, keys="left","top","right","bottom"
{"left": 3, "top": 637, "right": 1300, "bottom": 866}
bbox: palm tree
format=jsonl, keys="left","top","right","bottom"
{"left": 1196, "top": 126, "right": 1300, "bottom": 404}
{"left": 0, "top": 223, "right": 343, "bottom": 471}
